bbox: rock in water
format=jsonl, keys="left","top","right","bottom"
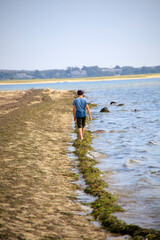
{"left": 92, "top": 130, "right": 106, "bottom": 133}
{"left": 100, "top": 107, "right": 110, "bottom": 113}
{"left": 118, "top": 103, "right": 125, "bottom": 106}
{"left": 110, "top": 101, "right": 117, "bottom": 105}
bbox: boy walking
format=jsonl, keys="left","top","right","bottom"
{"left": 73, "top": 90, "right": 92, "bottom": 140}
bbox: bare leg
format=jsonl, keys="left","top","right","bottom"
{"left": 78, "top": 128, "right": 83, "bottom": 140}
{"left": 82, "top": 127, "right": 85, "bottom": 139}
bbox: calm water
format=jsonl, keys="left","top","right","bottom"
{"left": 1, "top": 78, "right": 160, "bottom": 230}
{"left": 86, "top": 79, "right": 160, "bottom": 230}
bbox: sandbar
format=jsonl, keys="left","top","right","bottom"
{"left": 0, "top": 89, "right": 109, "bottom": 239}
{"left": 0, "top": 73, "right": 160, "bottom": 85}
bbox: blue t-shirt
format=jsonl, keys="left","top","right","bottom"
{"left": 73, "top": 97, "right": 88, "bottom": 118}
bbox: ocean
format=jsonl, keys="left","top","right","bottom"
{"left": 1, "top": 78, "right": 160, "bottom": 230}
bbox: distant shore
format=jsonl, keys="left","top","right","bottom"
{"left": 0, "top": 73, "right": 160, "bottom": 85}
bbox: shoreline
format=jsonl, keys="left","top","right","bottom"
{"left": 1, "top": 89, "right": 160, "bottom": 239}
{"left": 0, "top": 89, "right": 109, "bottom": 239}
{"left": 73, "top": 116, "right": 160, "bottom": 239}
{"left": 0, "top": 73, "right": 160, "bottom": 85}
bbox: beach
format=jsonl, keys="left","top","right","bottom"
{"left": 0, "top": 89, "right": 109, "bottom": 239}
{"left": 0, "top": 73, "right": 160, "bottom": 85}
{"left": 1, "top": 87, "right": 160, "bottom": 240}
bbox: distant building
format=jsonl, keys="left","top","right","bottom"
{"left": 16, "top": 73, "right": 33, "bottom": 79}
{"left": 71, "top": 70, "right": 87, "bottom": 78}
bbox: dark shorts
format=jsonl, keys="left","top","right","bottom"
{"left": 77, "top": 117, "right": 86, "bottom": 128}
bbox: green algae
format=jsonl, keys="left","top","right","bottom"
{"left": 0, "top": 89, "right": 53, "bottom": 147}
{"left": 88, "top": 103, "right": 97, "bottom": 108}
{"left": 73, "top": 115, "right": 160, "bottom": 240}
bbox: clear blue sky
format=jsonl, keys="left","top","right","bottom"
{"left": 0, "top": 0, "right": 160, "bottom": 70}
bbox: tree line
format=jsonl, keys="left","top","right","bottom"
{"left": 0, "top": 65, "right": 160, "bottom": 80}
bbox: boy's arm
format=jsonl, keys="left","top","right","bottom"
{"left": 86, "top": 104, "right": 92, "bottom": 121}
{"left": 73, "top": 105, "right": 77, "bottom": 122}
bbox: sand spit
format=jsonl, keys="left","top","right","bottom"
{"left": 0, "top": 73, "right": 160, "bottom": 85}
{"left": 0, "top": 89, "right": 111, "bottom": 240}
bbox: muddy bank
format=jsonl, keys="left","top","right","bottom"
{"left": 0, "top": 89, "right": 108, "bottom": 239}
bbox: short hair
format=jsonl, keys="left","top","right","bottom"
{"left": 77, "top": 90, "right": 84, "bottom": 95}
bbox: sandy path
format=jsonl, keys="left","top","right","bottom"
{"left": 0, "top": 89, "right": 108, "bottom": 239}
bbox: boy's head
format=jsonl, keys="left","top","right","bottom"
{"left": 77, "top": 90, "right": 84, "bottom": 96}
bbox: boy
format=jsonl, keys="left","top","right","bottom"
{"left": 73, "top": 90, "right": 92, "bottom": 140}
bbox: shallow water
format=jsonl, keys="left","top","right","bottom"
{"left": 1, "top": 78, "right": 160, "bottom": 230}
{"left": 86, "top": 79, "right": 160, "bottom": 230}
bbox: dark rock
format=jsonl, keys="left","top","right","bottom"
{"left": 92, "top": 130, "right": 106, "bottom": 133}
{"left": 100, "top": 107, "right": 110, "bottom": 113}
{"left": 110, "top": 101, "right": 117, "bottom": 105}
{"left": 118, "top": 104, "right": 125, "bottom": 106}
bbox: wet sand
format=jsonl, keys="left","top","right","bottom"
{"left": 0, "top": 89, "right": 110, "bottom": 239}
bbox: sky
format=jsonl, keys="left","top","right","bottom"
{"left": 0, "top": 0, "right": 160, "bottom": 70}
